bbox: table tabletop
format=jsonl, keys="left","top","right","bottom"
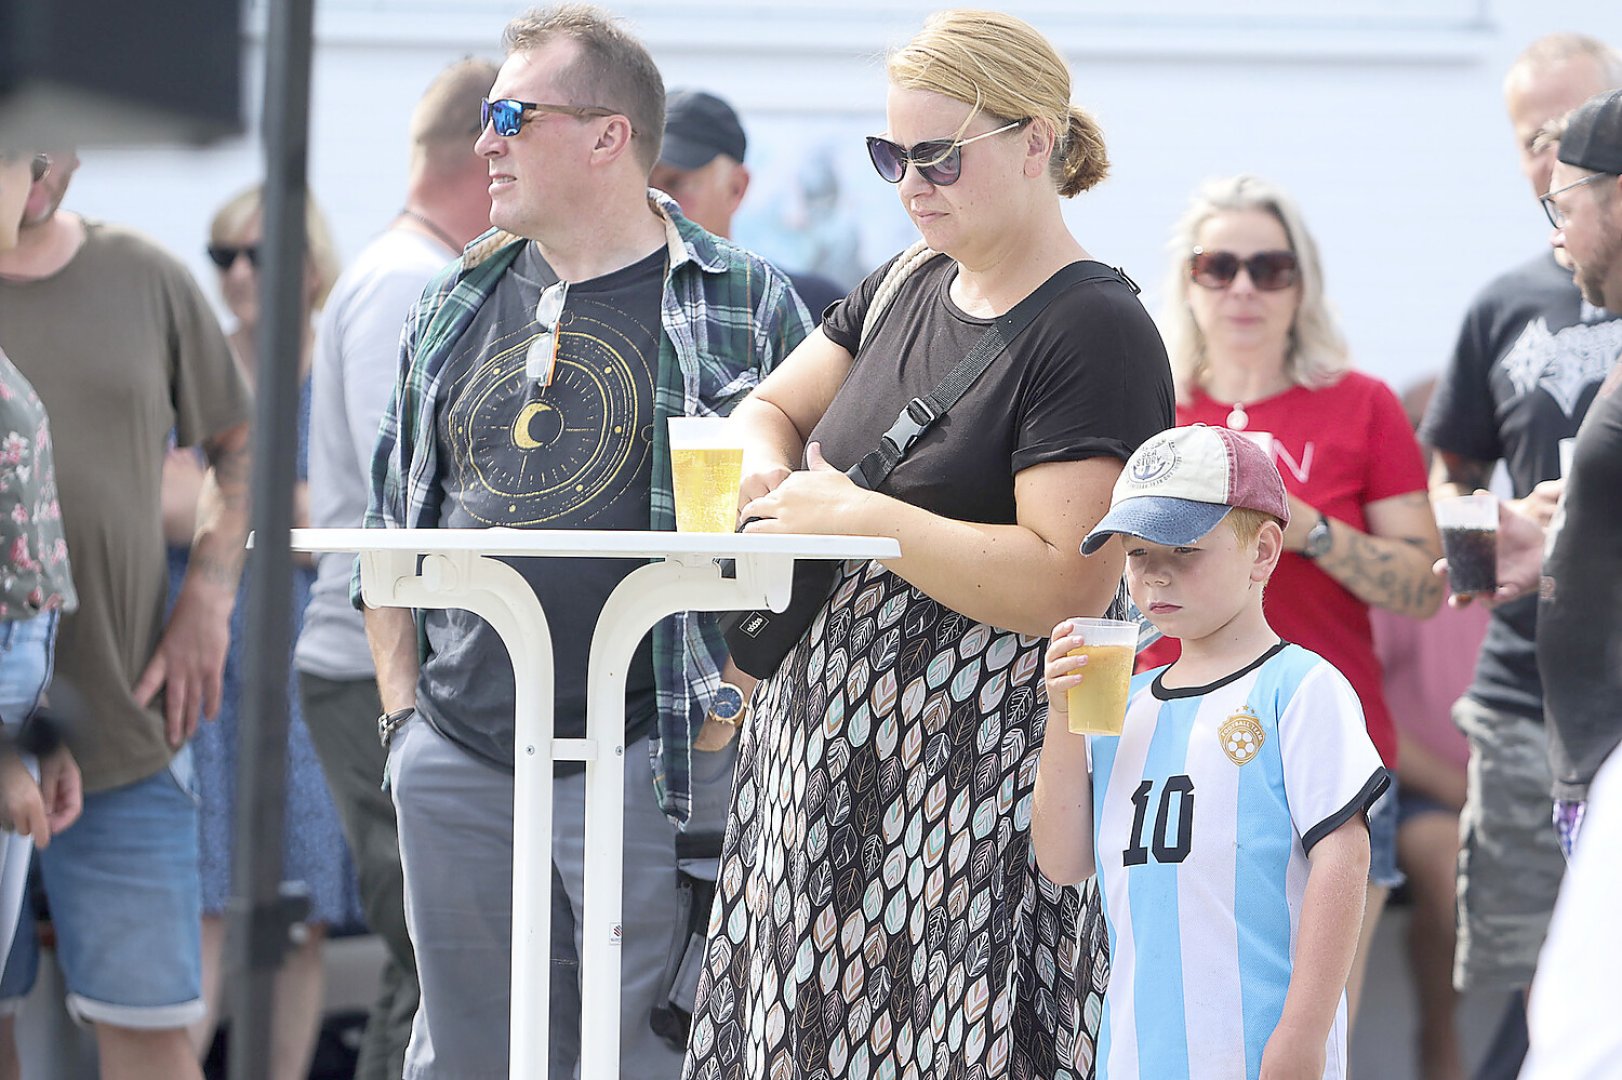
{"left": 286, "top": 527, "right": 900, "bottom": 561}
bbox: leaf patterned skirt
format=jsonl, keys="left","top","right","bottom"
{"left": 684, "top": 559, "right": 1100, "bottom": 1080}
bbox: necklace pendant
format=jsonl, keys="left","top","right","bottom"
{"left": 1227, "top": 403, "right": 1249, "bottom": 431}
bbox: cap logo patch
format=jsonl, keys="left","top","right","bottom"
{"left": 1128, "top": 439, "right": 1180, "bottom": 488}
{"left": 1219, "top": 706, "right": 1265, "bottom": 766}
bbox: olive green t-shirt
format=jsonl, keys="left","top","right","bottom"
{"left": 0, "top": 220, "right": 250, "bottom": 791}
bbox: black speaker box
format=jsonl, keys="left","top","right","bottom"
{"left": 0, "top": 0, "right": 242, "bottom": 145}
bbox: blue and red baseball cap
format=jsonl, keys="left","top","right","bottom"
{"left": 1081, "top": 425, "right": 1290, "bottom": 555}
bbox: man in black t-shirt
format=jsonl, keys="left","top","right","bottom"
{"left": 361, "top": 12, "right": 810, "bottom": 1079}
{"left": 1421, "top": 33, "right": 1622, "bottom": 1010}
{"left": 1533, "top": 89, "right": 1622, "bottom": 832}
{"left": 1472, "top": 89, "right": 1622, "bottom": 1072}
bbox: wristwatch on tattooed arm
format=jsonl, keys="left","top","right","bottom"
{"left": 1301, "top": 513, "right": 1333, "bottom": 560}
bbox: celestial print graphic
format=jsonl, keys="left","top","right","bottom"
{"left": 440, "top": 301, "right": 654, "bottom": 526}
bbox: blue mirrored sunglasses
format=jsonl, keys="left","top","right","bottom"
{"left": 480, "top": 97, "right": 623, "bottom": 138}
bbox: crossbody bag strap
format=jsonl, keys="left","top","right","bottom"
{"left": 848, "top": 261, "right": 1132, "bottom": 491}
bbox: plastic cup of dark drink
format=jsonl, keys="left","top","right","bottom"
{"left": 1435, "top": 494, "right": 1498, "bottom": 596}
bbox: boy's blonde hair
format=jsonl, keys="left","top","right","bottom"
{"left": 1226, "top": 507, "right": 1285, "bottom": 550}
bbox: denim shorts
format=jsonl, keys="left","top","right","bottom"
{"left": 1367, "top": 771, "right": 1405, "bottom": 890}
{"left": 0, "top": 747, "right": 204, "bottom": 1028}
{"left": 1396, "top": 785, "right": 1456, "bottom": 830}
{"left": 0, "top": 608, "right": 57, "bottom": 730}
{"left": 0, "top": 611, "right": 59, "bottom": 975}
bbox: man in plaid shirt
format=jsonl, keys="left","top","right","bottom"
{"left": 361, "top": 8, "right": 809, "bottom": 1078}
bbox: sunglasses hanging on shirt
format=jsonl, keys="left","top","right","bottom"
{"left": 525, "top": 281, "right": 569, "bottom": 386}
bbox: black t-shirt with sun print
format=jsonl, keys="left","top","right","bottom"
{"left": 420, "top": 243, "right": 663, "bottom": 771}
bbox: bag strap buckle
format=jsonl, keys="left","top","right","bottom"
{"left": 880, "top": 397, "right": 938, "bottom": 457}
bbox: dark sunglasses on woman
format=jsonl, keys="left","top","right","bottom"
{"left": 206, "top": 244, "right": 259, "bottom": 270}
{"left": 865, "top": 117, "right": 1030, "bottom": 187}
{"left": 480, "top": 97, "right": 621, "bottom": 138}
{"left": 1189, "top": 248, "right": 1300, "bottom": 291}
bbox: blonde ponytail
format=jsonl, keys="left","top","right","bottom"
{"left": 1057, "top": 105, "right": 1109, "bottom": 197}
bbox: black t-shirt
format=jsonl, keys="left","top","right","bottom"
{"left": 1420, "top": 251, "right": 1622, "bottom": 719}
{"left": 1538, "top": 364, "right": 1622, "bottom": 800}
{"left": 816, "top": 252, "right": 1173, "bottom": 524}
{"left": 418, "top": 243, "right": 663, "bottom": 770}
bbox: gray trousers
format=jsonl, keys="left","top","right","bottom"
{"left": 298, "top": 673, "right": 419, "bottom": 1080}
{"left": 389, "top": 715, "right": 736, "bottom": 1080}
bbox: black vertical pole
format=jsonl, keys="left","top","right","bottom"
{"left": 226, "top": 0, "right": 316, "bottom": 1076}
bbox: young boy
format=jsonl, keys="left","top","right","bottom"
{"left": 1033, "top": 425, "right": 1388, "bottom": 1080}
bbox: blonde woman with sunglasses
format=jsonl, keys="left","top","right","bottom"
{"left": 686, "top": 11, "right": 1173, "bottom": 1078}
{"left": 1141, "top": 174, "right": 1444, "bottom": 1031}
{"left": 163, "top": 185, "right": 353, "bottom": 1080}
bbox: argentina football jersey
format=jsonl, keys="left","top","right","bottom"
{"left": 1088, "top": 642, "right": 1388, "bottom": 1080}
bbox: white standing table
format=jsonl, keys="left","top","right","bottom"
{"left": 286, "top": 528, "right": 900, "bottom": 1080}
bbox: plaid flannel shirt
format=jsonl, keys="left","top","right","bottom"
{"left": 359, "top": 192, "right": 811, "bottom": 826}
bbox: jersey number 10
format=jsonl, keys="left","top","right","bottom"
{"left": 1123, "top": 775, "right": 1195, "bottom": 866}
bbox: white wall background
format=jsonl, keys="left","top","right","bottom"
{"left": 63, "top": 0, "right": 1622, "bottom": 394}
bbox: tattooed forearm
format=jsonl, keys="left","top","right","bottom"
{"left": 187, "top": 552, "right": 241, "bottom": 589}
{"left": 202, "top": 434, "right": 251, "bottom": 513}
{"left": 184, "top": 422, "right": 253, "bottom": 596}
{"left": 1316, "top": 522, "right": 1444, "bottom": 619}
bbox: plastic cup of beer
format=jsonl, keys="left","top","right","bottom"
{"left": 668, "top": 417, "right": 745, "bottom": 533}
{"left": 1435, "top": 494, "right": 1498, "bottom": 596}
{"left": 1064, "top": 617, "right": 1139, "bottom": 736}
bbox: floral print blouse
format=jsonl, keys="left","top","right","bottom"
{"left": 0, "top": 346, "right": 75, "bottom": 619}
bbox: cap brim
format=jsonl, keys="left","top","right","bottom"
{"left": 658, "top": 134, "right": 720, "bottom": 170}
{"left": 1080, "top": 497, "right": 1233, "bottom": 555}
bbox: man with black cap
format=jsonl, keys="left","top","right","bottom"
{"left": 1531, "top": 87, "right": 1622, "bottom": 836}
{"left": 1419, "top": 39, "right": 1622, "bottom": 1050}
{"left": 651, "top": 89, "right": 844, "bottom": 321}
{"left": 1452, "top": 86, "right": 1622, "bottom": 1077}
{"left": 1467, "top": 88, "right": 1622, "bottom": 840}
{"left": 1518, "top": 89, "right": 1622, "bottom": 1079}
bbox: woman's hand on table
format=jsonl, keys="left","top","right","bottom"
{"left": 739, "top": 442, "right": 881, "bottom": 536}
{"left": 737, "top": 458, "right": 793, "bottom": 511}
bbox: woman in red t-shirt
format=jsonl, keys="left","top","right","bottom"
{"left": 1138, "top": 174, "right": 1443, "bottom": 1024}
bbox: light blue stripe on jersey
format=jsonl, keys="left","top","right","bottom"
{"left": 1235, "top": 646, "right": 1316, "bottom": 1076}
{"left": 1128, "top": 691, "right": 1199, "bottom": 1078}
{"left": 1091, "top": 669, "right": 1156, "bottom": 1078}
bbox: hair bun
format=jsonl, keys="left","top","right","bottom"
{"left": 1059, "top": 105, "right": 1109, "bottom": 197}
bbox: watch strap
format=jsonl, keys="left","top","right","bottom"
{"left": 1304, "top": 513, "right": 1332, "bottom": 559}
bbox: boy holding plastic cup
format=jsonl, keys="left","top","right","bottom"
{"left": 1033, "top": 425, "right": 1389, "bottom": 1080}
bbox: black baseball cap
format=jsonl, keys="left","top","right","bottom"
{"left": 659, "top": 90, "right": 747, "bottom": 170}
{"left": 1558, "top": 88, "right": 1622, "bottom": 175}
